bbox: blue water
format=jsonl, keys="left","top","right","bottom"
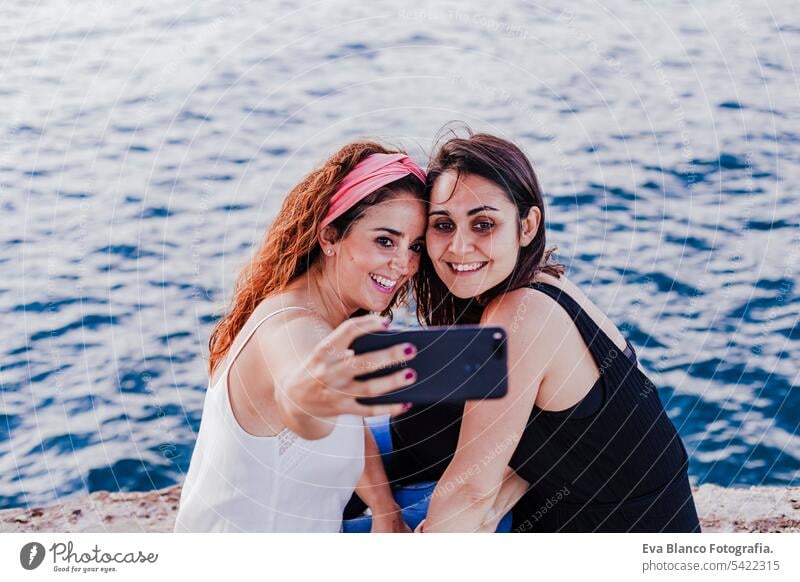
{"left": 1, "top": 1, "right": 798, "bottom": 509}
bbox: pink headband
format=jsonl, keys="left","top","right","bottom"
{"left": 320, "top": 153, "right": 426, "bottom": 229}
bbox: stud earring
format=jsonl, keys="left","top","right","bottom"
{"left": 326, "top": 248, "right": 333, "bottom": 255}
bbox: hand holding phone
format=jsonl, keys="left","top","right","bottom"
{"left": 349, "top": 325, "right": 508, "bottom": 405}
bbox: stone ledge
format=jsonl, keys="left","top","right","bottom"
{"left": 1, "top": 485, "right": 798, "bottom": 533}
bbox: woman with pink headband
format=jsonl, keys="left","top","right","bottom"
{"left": 174, "top": 142, "right": 427, "bottom": 532}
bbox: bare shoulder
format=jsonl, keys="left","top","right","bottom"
{"left": 530, "top": 272, "right": 627, "bottom": 347}
{"left": 210, "top": 294, "right": 326, "bottom": 384}
{"left": 251, "top": 293, "right": 333, "bottom": 351}
{"left": 480, "top": 285, "right": 566, "bottom": 388}
{"left": 482, "top": 285, "right": 559, "bottom": 329}
{"left": 532, "top": 272, "right": 589, "bottom": 303}
{"left": 481, "top": 285, "right": 572, "bottom": 356}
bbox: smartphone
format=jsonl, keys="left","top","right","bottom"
{"left": 350, "top": 325, "right": 508, "bottom": 405}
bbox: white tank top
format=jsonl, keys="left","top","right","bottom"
{"left": 174, "top": 307, "right": 365, "bottom": 533}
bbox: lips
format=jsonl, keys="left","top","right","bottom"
{"left": 446, "top": 261, "right": 488, "bottom": 274}
{"left": 369, "top": 273, "right": 398, "bottom": 294}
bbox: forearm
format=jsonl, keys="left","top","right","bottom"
{"left": 475, "top": 468, "right": 529, "bottom": 532}
{"left": 354, "top": 426, "right": 398, "bottom": 514}
{"left": 274, "top": 384, "right": 336, "bottom": 440}
{"left": 424, "top": 464, "right": 502, "bottom": 532}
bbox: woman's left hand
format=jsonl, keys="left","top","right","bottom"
{"left": 370, "top": 505, "right": 411, "bottom": 533}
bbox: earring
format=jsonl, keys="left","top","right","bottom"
{"left": 326, "top": 248, "right": 333, "bottom": 255}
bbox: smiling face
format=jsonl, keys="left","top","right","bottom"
{"left": 426, "top": 171, "right": 539, "bottom": 299}
{"left": 327, "top": 193, "right": 427, "bottom": 313}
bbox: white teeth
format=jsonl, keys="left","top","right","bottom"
{"left": 449, "top": 262, "right": 485, "bottom": 272}
{"left": 369, "top": 273, "right": 397, "bottom": 289}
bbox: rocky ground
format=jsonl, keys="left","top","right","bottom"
{"left": 1, "top": 484, "right": 798, "bottom": 533}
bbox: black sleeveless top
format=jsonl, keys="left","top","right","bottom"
{"left": 389, "top": 282, "right": 700, "bottom": 533}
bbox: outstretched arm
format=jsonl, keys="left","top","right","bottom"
{"left": 262, "top": 313, "right": 414, "bottom": 439}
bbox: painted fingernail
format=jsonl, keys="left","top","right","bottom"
{"left": 382, "top": 317, "right": 391, "bottom": 328}
{"left": 402, "top": 403, "right": 413, "bottom": 412}
{"left": 404, "top": 344, "right": 416, "bottom": 356}
{"left": 405, "top": 370, "right": 416, "bottom": 381}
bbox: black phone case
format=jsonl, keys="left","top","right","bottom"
{"left": 349, "top": 325, "right": 508, "bottom": 405}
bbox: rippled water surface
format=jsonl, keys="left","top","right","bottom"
{"left": 2, "top": 0, "right": 799, "bottom": 508}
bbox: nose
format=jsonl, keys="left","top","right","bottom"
{"left": 448, "top": 229, "right": 475, "bottom": 256}
{"left": 389, "top": 246, "right": 412, "bottom": 276}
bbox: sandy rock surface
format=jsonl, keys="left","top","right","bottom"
{"left": 1, "top": 484, "right": 798, "bottom": 533}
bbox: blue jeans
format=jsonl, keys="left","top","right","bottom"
{"left": 341, "top": 418, "right": 512, "bottom": 533}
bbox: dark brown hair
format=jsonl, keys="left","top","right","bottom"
{"left": 415, "top": 128, "right": 564, "bottom": 326}
{"left": 208, "top": 141, "right": 425, "bottom": 376}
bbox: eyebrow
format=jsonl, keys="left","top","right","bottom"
{"left": 372, "top": 227, "right": 403, "bottom": 236}
{"left": 372, "top": 227, "right": 424, "bottom": 242}
{"left": 428, "top": 205, "right": 500, "bottom": 217}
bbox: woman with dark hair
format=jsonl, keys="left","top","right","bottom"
{"left": 392, "top": 130, "right": 700, "bottom": 533}
{"left": 175, "top": 142, "right": 427, "bottom": 532}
